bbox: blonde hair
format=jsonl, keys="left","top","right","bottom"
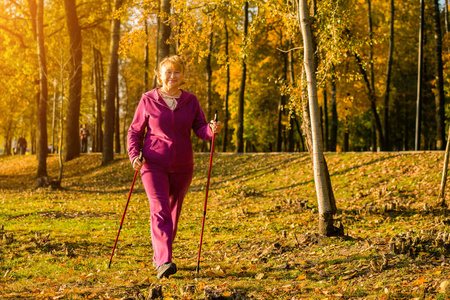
{"left": 156, "top": 55, "right": 186, "bottom": 85}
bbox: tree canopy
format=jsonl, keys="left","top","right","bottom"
{"left": 0, "top": 0, "right": 449, "bottom": 156}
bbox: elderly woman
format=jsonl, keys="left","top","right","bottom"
{"left": 127, "top": 55, "right": 222, "bottom": 279}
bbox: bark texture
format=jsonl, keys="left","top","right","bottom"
{"left": 63, "top": 0, "right": 82, "bottom": 161}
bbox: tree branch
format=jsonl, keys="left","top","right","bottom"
{"left": 0, "top": 25, "right": 27, "bottom": 48}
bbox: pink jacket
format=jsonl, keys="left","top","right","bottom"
{"left": 127, "top": 88, "right": 213, "bottom": 173}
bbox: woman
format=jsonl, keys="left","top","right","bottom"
{"left": 127, "top": 55, "right": 222, "bottom": 279}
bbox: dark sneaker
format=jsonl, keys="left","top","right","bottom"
{"left": 157, "top": 262, "right": 177, "bottom": 279}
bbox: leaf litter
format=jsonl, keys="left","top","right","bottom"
{"left": 0, "top": 152, "right": 449, "bottom": 299}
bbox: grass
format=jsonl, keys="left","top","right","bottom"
{"left": 0, "top": 151, "right": 449, "bottom": 299}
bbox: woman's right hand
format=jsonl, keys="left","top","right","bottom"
{"left": 132, "top": 157, "right": 145, "bottom": 170}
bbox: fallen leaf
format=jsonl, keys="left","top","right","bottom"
{"left": 412, "top": 277, "right": 428, "bottom": 285}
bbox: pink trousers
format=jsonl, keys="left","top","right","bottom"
{"left": 141, "top": 168, "right": 193, "bottom": 267}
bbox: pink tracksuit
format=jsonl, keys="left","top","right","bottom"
{"left": 127, "top": 88, "right": 213, "bottom": 267}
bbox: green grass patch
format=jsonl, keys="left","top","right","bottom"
{"left": 0, "top": 152, "right": 449, "bottom": 299}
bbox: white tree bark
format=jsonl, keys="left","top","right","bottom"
{"left": 299, "top": 0, "right": 333, "bottom": 234}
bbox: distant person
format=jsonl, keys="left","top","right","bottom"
{"left": 12, "top": 138, "right": 17, "bottom": 155}
{"left": 127, "top": 55, "right": 222, "bottom": 279}
{"left": 17, "top": 137, "right": 27, "bottom": 155}
{"left": 79, "top": 124, "right": 90, "bottom": 153}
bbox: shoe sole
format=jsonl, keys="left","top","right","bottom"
{"left": 157, "top": 263, "right": 177, "bottom": 279}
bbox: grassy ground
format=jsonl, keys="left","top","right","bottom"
{"left": 0, "top": 151, "right": 449, "bottom": 299}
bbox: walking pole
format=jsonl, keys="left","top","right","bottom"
{"left": 196, "top": 111, "right": 218, "bottom": 274}
{"left": 108, "top": 151, "right": 143, "bottom": 269}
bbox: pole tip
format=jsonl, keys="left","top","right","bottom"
{"left": 108, "top": 261, "right": 112, "bottom": 269}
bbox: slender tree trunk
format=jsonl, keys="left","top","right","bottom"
{"left": 446, "top": 0, "right": 450, "bottom": 54}
{"left": 237, "top": 2, "right": 248, "bottom": 153}
{"left": 93, "top": 47, "right": 103, "bottom": 153}
{"left": 115, "top": 78, "right": 121, "bottom": 154}
{"left": 206, "top": 31, "right": 213, "bottom": 120}
{"left": 330, "top": 76, "right": 337, "bottom": 152}
{"left": 299, "top": 0, "right": 336, "bottom": 236}
{"left": 31, "top": 85, "right": 37, "bottom": 154}
{"left": 365, "top": 0, "right": 386, "bottom": 151}
{"left": 36, "top": 0, "right": 48, "bottom": 179}
{"left": 63, "top": 0, "right": 82, "bottom": 162}
{"left": 446, "top": 0, "right": 450, "bottom": 34}
{"left": 103, "top": 0, "right": 123, "bottom": 165}
{"left": 384, "top": 0, "right": 394, "bottom": 151}
{"left": 354, "top": 53, "right": 385, "bottom": 150}
{"left": 438, "top": 125, "right": 450, "bottom": 206}
{"left": 343, "top": 118, "right": 349, "bottom": 152}
{"left": 58, "top": 77, "right": 64, "bottom": 183}
{"left": 323, "top": 84, "right": 328, "bottom": 151}
{"left": 222, "top": 22, "right": 230, "bottom": 152}
{"left": 432, "top": 0, "right": 445, "bottom": 150}
{"left": 143, "top": 19, "right": 149, "bottom": 93}
{"left": 277, "top": 51, "right": 288, "bottom": 152}
{"left": 158, "top": 0, "right": 171, "bottom": 62}
{"left": 123, "top": 77, "right": 130, "bottom": 154}
{"left": 371, "top": 118, "right": 377, "bottom": 152}
{"left": 415, "top": 0, "right": 424, "bottom": 151}
{"left": 51, "top": 86, "right": 57, "bottom": 153}
{"left": 288, "top": 39, "right": 296, "bottom": 152}
{"left": 152, "top": 7, "right": 160, "bottom": 89}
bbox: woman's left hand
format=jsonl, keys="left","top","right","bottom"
{"left": 210, "top": 120, "right": 223, "bottom": 134}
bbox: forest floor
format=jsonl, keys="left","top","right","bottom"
{"left": 0, "top": 151, "right": 450, "bottom": 300}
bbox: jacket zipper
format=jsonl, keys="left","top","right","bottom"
{"left": 171, "top": 109, "right": 176, "bottom": 173}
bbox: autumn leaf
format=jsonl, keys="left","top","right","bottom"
{"left": 412, "top": 277, "right": 428, "bottom": 285}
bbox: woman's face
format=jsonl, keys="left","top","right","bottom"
{"left": 160, "top": 63, "right": 184, "bottom": 90}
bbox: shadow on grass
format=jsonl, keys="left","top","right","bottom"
{"left": 190, "top": 153, "right": 310, "bottom": 192}
{"left": 6, "top": 210, "right": 116, "bottom": 220}
{"left": 266, "top": 153, "right": 402, "bottom": 194}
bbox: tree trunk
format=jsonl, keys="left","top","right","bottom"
{"left": 438, "top": 125, "right": 450, "bottom": 206}
{"left": 63, "top": 0, "right": 82, "bottom": 162}
{"left": 206, "top": 31, "right": 213, "bottom": 120}
{"left": 446, "top": 0, "right": 450, "bottom": 34}
{"left": 222, "top": 21, "right": 230, "bottom": 152}
{"left": 58, "top": 77, "right": 64, "bottom": 183}
{"left": 415, "top": 0, "right": 424, "bottom": 151}
{"left": 93, "top": 47, "right": 103, "bottom": 152}
{"left": 31, "top": 86, "right": 37, "bottom": 154}
{"left": 432, "top": 0, "right": 445, "bottom": 150}
{"left": 323, "top": 84, "right": 328, "bottom": 151}
{"left": 158, "top": 0, "right": 171, "bottom": 62}
{"left": 236, "top": 2, "right": 248, "bottom": 153}
{"left": 51, "top": 86, "right": 57, "bottom": 153}
{"left": 103, "top": 0, "right": 123, "bottom": 165}
{"left": 115, "top": 79, "right": 121, "bottom": 154}
{"left": 36, "top": 0, "right": 48, "bottom": 179}
{"left": 354, "top": 53, "right": 385, "bottom": 150}
{"left": 330, "top": 76, "right": 337, "bottom": 152}
{"left": 299, "top": 0, "right": 336, "bottom": 236}
{"left": 446, "top": 0, "right": 450, "bottom": 54}
{"left": 384, "top": 0, "right": 394, "bottom": 151}
{"left": 343, "top": 126, "right": 349, "bottom": 151}
{"left": 365, "top": 0, "right": 386, "bottom": 151}
{"left": 27, "top": 0, "right": 38, "bottom": 157}
{"left": 143, "top": 19, "right": 149, "bottom": 93}
{"left": 152, "top": 7, "right": 160, "bottom": 89}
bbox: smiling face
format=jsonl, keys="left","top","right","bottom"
{"left": 159, "top": 62, "right": 184, "bottom": 91}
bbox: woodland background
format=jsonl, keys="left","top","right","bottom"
{"left": 0, "top": 0, "right": 449, "bottom": 170}
{"left": 1, "top": 0, "right": 450, "bottom": 298}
